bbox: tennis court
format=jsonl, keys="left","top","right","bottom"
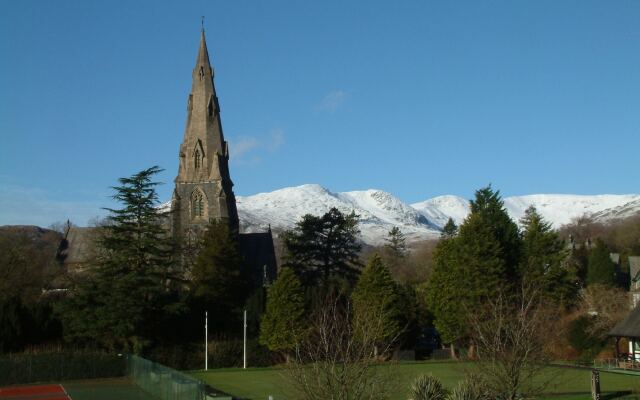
{"left": 0, "top": 384, "right": 70, "bottom": 400}
{"left": 0, "top": 378, "right": 158, "bottom": 400}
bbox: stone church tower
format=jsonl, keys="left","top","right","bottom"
{"left": 171, "top": 29, "right": 239, "bottom": 242}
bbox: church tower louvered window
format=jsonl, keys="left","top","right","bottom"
{"left": 194, "top": 148, "right": 201, "bottom": 170}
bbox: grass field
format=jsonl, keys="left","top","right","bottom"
{"left": 191, "top": 361, "right": 640, "bottom": 400}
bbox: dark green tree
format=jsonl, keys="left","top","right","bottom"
{"left": 587, "top": 239, "right": 616, "bottom": 287}
{"left": 469, "top": 186, "right": 521, "bottom": 280}
{"left": 384, "top": 227, "right": 407, "bottom": 259}
{"left": 351, "top": 255, "right": 403, "bottom": 350}
{"left": 426, "top": 186, "right": 521, "bottom": 355}
{"left": 282, "top": 208, "right": 361, "bottom": 287}
{"left": 519, "top": 206, "right": 576, "bottom": 305}
{"left": 59, "top": 166, "right": 179, "bottom": 352}
{"left": 191, "top": 219, "right": 251, "bottom": 333}
{"left": 442, "top": 217, "right": 458, "bottom": 238}
{"left": 259, "top": 268, "right": 306, "bottom": 360}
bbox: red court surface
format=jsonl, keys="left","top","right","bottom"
{"left": 0, "top": 384, "right": 71, "bottom": 400}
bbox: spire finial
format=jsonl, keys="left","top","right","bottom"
{"left": 201, "top": 16, "right": 205, "bottom": 31}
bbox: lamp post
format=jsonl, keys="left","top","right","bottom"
{"left": 205, "top": 310, "right": 208, "bottom": 371}
{"left": 243, "top": 309, "right": 247, "bottom": 369}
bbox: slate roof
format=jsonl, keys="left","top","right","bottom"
{"left": 57, "top": 226, "right": 98, "bottom": 266}
{"left": 609, "top": 306, "right": 640, "bottom": 339}
{"left": 238, "top": 230, "right": 278, "bottom": 287}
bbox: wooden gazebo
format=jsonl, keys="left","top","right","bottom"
{"left": 609, "top": 306, "right": 640, "bottom": 369}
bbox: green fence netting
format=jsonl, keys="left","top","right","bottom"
{"left": 0, "top": 352, "right": 126, "bottom": 385}
{"left": 128, "top": 354, "right": 206, "bottom": 400}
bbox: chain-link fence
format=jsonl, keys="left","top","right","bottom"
{"left": 0, "top": 352, "right": 126, "bottom": 385}
{"left": 128, "top": 354, "right": 210, "bottom": 400}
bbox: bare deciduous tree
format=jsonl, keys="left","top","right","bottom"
{"left": 579, "top": 284, "right": 630, "bottom": 339}
{"left": 286, "top": 294, "right": 400, "bottom": 400}
{"left": 466, "top": 285, "right": 555, "bottom": 400}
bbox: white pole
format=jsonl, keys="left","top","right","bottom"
{"left": 205, "top": 310, "right": 208, "bottom": 371}
{"left": 243, "top": 309, "right": 247, "bottom": 369}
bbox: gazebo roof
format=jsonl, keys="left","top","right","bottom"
{"left": 609, "top": 306, "right": 640, "bottom": 339}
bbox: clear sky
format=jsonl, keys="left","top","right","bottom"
{"left": 1, "top": 0, "right": 639, "bottom": 227}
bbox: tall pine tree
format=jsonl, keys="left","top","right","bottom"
{"left": 587, "top": 239, "right": 616, "bottom": 287}
{"left": 426, "top": 186, "right": 521, "bottom": 354}
{"left": 351, "top": 255, "right": 403, "bottom": 349}
{"left": 519, "top": 206, "right": 576, "bottom": 305}
{"left": 384, "top": 227, "right": 407, "bottom": 259}
{"left": 259, "top": 268, "right": 306, "bottom": 361}
{"left": 283, "top": 208, "right": 361, "bottom": 288}
{"left": 191, "top": 219, "right": 251, "bottom": 334}
{"left": 60, "top": 166, "right": 179, "bottom": 352}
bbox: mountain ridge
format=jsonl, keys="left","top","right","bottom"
{"left": 230, "top": 184, "right": 640, "bottom": 245}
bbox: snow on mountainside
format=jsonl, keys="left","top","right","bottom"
{"left": 236, "top": 184, "right": 441, "bottom": 245}
{"left": 412, "top": 193, "right": 640, "bottom": 232}
{"left": 163, "top": 185, "right": 640, "bottom": 246}
{"left": 503, "top": 194, "right": 640, "bottom": 227}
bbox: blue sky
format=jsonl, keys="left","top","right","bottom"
{"left": 1, "top": 1, "right": 639, "bottom": 227}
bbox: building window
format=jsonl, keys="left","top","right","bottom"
{"left": 194, "top": 149, "right": 201, "bottom": 170}
{"left": 192, "top": 190, "right": 205, "bottom": 219}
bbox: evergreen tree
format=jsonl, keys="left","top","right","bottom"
{"left": 425, "top": 237, "right": 466, "bottom": 351}
{"left": 351, "top": 255, "right": 403, "bottom": 348}
{"left": 60, "top": 166, "right": 179, "bottom": 352}
{"left": 426, "top": 186, "right": 521, "bottom": 353}
{"left": 587, "top": 239, "right": 616, "bottom": 287}
{"left": 259, "top": 268, "right": 306, "bottom": 360}
{"left": 191, "top": 219, "right": 251, "bottom": 333}
{"left": 519, "top": 206, "right": 576, "bottom": 305}
{"left": 384, "top": 227, "right": 407, "bottom": 259}
{"left": 469, "top": 186, "right": 521, "bottom": 280}
{"left": 442, "top": 218, "right": 458, "bottom": 238}
{"left": 282, "top": 208, "right": 361, "bottom": 287}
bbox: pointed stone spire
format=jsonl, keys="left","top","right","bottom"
{"left": 172, "top": 28, "right": 239, "bottom": 241}
{"left": 195, "top": 29, "right": 212, "bottom": 77}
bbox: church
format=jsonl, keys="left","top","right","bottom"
{"left": 59, "top": 29, "right": 278, "bottom": 287}
{"left": 170, "top": 28, "right": 277, "bottom": 287}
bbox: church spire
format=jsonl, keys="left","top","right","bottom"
{"left": 172, "top": 28, "right": 239, "bottom": 239}
{"left": 195, "top": 28, "right": 212, "bottom": 77}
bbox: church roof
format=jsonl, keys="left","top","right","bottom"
{"left": 239, "top": 231, "right": 278, "bottom": 287}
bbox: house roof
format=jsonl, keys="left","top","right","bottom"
{"left": 609, "top": 306, "right": 640, "bottom": 339}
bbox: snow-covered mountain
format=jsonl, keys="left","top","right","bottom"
{"left": 234, "top": 185, "right": 640, "bottom": 246}
{"left": 160, "top": 185, "right": 640, "bottom": 246}
{"left": 236, "top": 184, "right": 441, "bottom": 245}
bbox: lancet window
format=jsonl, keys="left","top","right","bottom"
{"left": 192, "top": 190, "right": 206, "bottom": 219}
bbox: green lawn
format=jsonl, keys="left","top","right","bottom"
{"left": 190, "top": 361, "right": 640, "bottom": 400}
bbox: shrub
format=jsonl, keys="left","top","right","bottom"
{"left": 448, "top": 376, "right": 489, "bottom": 400}
{"left": 409, "top": 374, "right": 446, "bottom": 400}
{"left": 567, "top": 316, "right": 605, "bottom": 361}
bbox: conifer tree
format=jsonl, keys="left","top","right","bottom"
{"left": 587, "top": 239, "right": 616, "bottom": 287}
{"left": 442, "top": 218, "right": 458, "bottom": 238}
{"left": 259, "top": 268, "right": 306, "bottom": 360}
{"left": 520, "top": 206, "right": 576, "bottom": 304}
{"left": 283, "top": 208, "right": 361, "bottom": 287}
{"left": 384, "top": 227, "right": 407, "bottom": 259}
{"left": 60, "top": 166, "right": 179, "bottom": 351}
{"left": 426, "top": 186, "right": 521, "bottom": 354}
{"left": 191, "top": 219, "right": 251, "bottom": 332}
{"left": 351, "top": 255, "right": 403, "bottom": 348}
